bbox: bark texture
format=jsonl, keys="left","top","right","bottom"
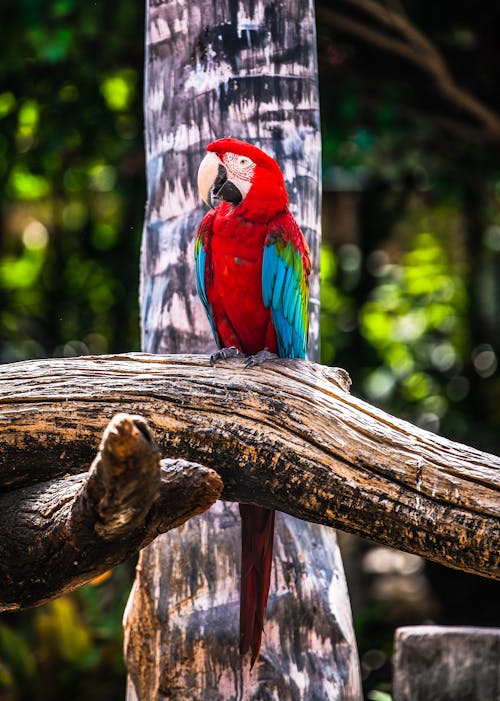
{"left": 1, "top": 353, "right": 498, "bottom": 583}
{"left": 392, "top": 626, "right": 500, "bottom": 701}
{"left": 124, "top": 506, "right": 357, "bottom": 701}
{"left": 0, "top": 411, "right": 222, "bottom": 610}
{"left": 129, "top": 0, "right": 361, "bottom": 698}
{"left": 140, "top": 0, "right": 321, "bottom": 357}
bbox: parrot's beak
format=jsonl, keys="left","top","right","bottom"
{"left": 197, "top": 152, "right": 220, "bottom": 208}
{"left": 197, "top": 151, "right": 243, "bottom": 208}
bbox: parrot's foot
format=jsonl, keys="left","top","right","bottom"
{"left": 244, "top": 350, "right": 278, "bottom": 368}
{"left": 210, "top": 346, "right": 244, "bottom": 366}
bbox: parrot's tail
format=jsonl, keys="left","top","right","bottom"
{"left": 238, "top": 504, "right": 275, "bottom": 669}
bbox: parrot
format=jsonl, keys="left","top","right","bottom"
{"left": 195, "top": 137, "right": 310, "bottom": 668}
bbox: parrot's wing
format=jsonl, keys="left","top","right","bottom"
{"left": 194, "top": 211, "right": 220, "bottom": 344}
{"left": 262, "top": 216, "right": 310, "bottom": 359}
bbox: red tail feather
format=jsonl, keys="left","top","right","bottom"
{"left": 238, "top": 504, "right": 275, "bottom": 669}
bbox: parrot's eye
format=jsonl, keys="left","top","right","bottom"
{"left": 224, "top": 152, "right": 256, "bottom": 187}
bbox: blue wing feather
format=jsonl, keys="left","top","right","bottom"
{"left": 194, "top": 218, "right": 219, "bottom": 344}
{"left": 271, "top": 262, "right": 287, "bottom": 309}
{"left": 261, "top": 250, "right": 276, "bottom": 307}
{"left": 262, "top": 223, "right": 309, "bottom": 360}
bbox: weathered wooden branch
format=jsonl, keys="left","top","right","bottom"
{"left": 0, "top": 412, "right": 222, "bottom": 611}
{"left": 1, "top": 353, "right": 499, "bottom": 585}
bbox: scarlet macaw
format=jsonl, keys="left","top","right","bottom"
{"left": 195, "top": 137, "right": 310, "bottom": 667}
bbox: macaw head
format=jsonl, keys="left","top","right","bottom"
{"left": 197, "top": 138, "right": 288, "bottom": 218}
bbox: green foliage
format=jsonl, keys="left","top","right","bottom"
{"left": 359, "top": 231, "right": 468, "bottom": 429}
{"left": 367, "top": 692, "right": 392, "bottom": 701}
{"left": 0, "top": 624, "right": 36, "bottom": 682}
{"left": 0, "top": 567, "right": 132, "bottom": 701}
{"left": 100, "top": 70, "right": 137, "bottom": 112}
{"left": 320, "top": 244, "right": 356, "bottom": 362}
{"left": 0, "top": 0, "right": 145, "bottom": 363}
{"left": 320, "top": 60, "right": 500, "bottom": 450}
{"left": 319, "top": 17, "right": 500, "bottom": 696}
{"left": 0, "top": 3, "right": 143, "bottom": 697}
{"left": 320, "top": 219, "right": 485, "bottom": 441}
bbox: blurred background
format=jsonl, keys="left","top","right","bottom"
{"left": 0, "top": 1, "right": 498, "bottom": 699}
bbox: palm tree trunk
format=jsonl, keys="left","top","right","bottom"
{"left": 124, "top": 1, "right": 361, "bottom": 698}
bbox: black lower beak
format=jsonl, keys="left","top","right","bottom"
{"left": 211, "top": 164, "right": 242, "bottom": 206}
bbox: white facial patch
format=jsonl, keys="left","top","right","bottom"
{"left": 222, "top": 152, "right": 256, "bottom": 200}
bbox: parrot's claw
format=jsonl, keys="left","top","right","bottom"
{"left": 244, "top": 350, "right": 278, "bottom": 368}
{"left": 210, "top": 346, "right": 244, "bottom": 366}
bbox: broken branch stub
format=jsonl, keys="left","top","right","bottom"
{"left": 0, "top": 412, "right": 223, "bottom": 611}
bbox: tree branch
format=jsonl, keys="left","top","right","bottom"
{"left": 319, "top": 2, "right": 500, "bottom": 139}
{"left": 0, "top": 353, "right": 499, "bottom": 591}
{"left": 0, "top": 412, "right": 223, "bottom": 611}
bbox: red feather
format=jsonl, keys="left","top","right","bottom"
{"left": 202, "top": 201, "right": 279, "bottom": 666}
{"left": 204, "top": 203, "right": 278, "bottom": 354}
{"left": 239, "top": 504, "right": 276, "bottom": 668}
{"left": 197, "top": 138, "right": 310, "bottom": 668}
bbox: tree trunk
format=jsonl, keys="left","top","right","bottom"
{"left": 124, "top": 1, "right": 361, "bottom": 698}
{"left": 392, "top": 626, "right": 500, "bottom": 701}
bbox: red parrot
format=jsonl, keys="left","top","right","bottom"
{"left": 195, "top": 138, "right": 310, "bottom": 668}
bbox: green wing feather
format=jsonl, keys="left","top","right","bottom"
{"left": 262, "top": 219, "right": 310, "bottom": 359}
